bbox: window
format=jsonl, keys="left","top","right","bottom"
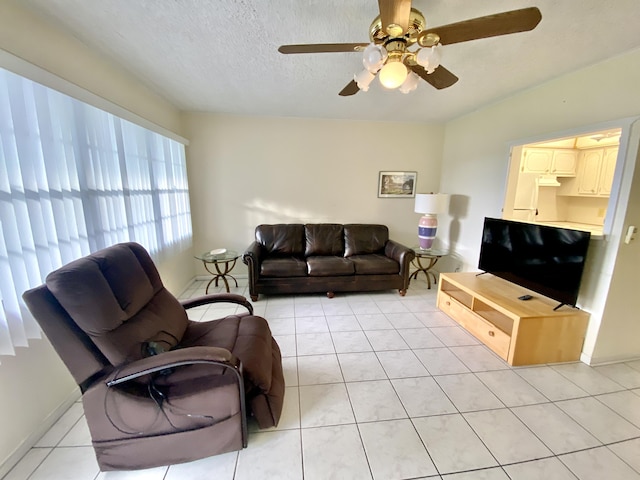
{"left": 0, "top": 67, "right": 192, "bottom": 357}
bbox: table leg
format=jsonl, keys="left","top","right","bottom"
{"left": 213, "top": 259, "right": 239, "bottom": 293}
{"left": 409, "top": 256, "right": 440, "bottom": 289}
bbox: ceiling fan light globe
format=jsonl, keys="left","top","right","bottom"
{"left": 354, "top": 69, "right": 375, "bottom": 91}
{"left": 399, "top": 71, "right": 419, "bottom": 94}
{"left": 379, "top": 62, "right": 408, "bottom": 89}
{"left": 362, "top": 43, "right": 388, "bottom": 73}
{"left": 416, "top": 45, "right": 442, "bottom": 74}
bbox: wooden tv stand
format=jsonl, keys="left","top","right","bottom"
{"left": 437, "top": 272, "right": 589, "bottom": 366}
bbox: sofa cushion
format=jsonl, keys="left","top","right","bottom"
{"left": 305, "top": 224, "right": 344, "bottom": 257}
{"left": 344, "top": 224, "right": 389, "bottom": 257}
{"left": 256, "top": 224, "right": 305, "bottom": 256}
{"left": 307, "top": 256, "right": 354, "bottom": 276}
{"left": 260, "top": 257, "right": 307, "bottom": 277}
{"left": 350, "top": 254, "right": 400, "bottom": 275}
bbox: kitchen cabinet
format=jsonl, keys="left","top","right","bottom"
{"left": 521, "top": 148, "right": 577, "bottom": 176}
{"left": 577, "top": 147, "right": 618, "bottom": 196}
{"left": 599, "top": 147, "right": 618, "bottom": 196}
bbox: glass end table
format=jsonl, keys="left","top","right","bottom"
{"left": 194, "top": 249, "right": 240, "bottom": 293}
{"left": 409, "top": 247, "right": 448, "bottom": 289}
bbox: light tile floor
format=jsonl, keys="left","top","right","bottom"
{"left": 6, "top": 278, "right": 640, "bottom": 480}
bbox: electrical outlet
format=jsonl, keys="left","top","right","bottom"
{"left": 624, "top": 225, "right": 637, "bottom": 244}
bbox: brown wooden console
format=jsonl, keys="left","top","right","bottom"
{"left": 437, "top": 272, "right": 590, "bottom": 366}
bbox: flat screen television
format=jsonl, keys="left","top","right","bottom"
{"left": 478, "top": 218, "right": 591, "bottom": 309}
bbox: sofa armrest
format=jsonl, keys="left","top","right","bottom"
{"left": 181, "top": 293, "right": 253, "bottom": 314}
{"left": 107, "top": 346, "right": 240, "bottom": 387}
{"left": 385, "top": 240, "right": 415, "bottom": 264}
{"left": 243, "top": 241, "right": 263, "bottom": 300}
{"left": 385, "top": 240, "right": 415, "bottom": 289}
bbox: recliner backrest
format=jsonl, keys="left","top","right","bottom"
{"left": 23, "top": 284, "right": 111, "bottom": 388}
{"left": 44, "top": 242, "right": 188, "bottom": 366}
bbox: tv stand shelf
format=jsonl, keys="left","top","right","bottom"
{"left": 437, "top": 272, "right": 589, "bottom": 366}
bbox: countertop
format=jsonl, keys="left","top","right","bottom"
{"left": 535, "top": 221, "right": 603, "bottom": 238}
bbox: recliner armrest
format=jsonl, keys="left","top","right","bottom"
{"left": 181, "top": 293, "right": 253, "bottom": 314}
{"left": 107, "top": 346, "right": 240, "bottom": 387}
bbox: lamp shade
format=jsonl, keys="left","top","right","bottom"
{"left": 354, "top": 69, "right": 375, "bottom": 91}
{"left": 414, "top": 193, "right": 450, "bottom": 214}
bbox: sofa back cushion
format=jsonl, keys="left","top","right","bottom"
{"left": 344, "top": 224, "right": 389, "bottom": 257}
{"left": 255, "top": 224, "right": 305, "bottom": 256}
{"left": 305, "top": 224, "right": 345, "bottom": 256}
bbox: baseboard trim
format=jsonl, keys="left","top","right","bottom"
{"left": 580, "top": 351, "right": 640, "bottom": 366}
{"left": 0, "top": 387, "right": 81, "bottom": 478}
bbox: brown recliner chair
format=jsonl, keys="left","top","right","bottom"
{"left": 22, "top": 242, "right": 284, "bottom": 471}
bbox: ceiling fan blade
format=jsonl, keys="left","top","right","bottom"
{"left": 410, "top": 64, "right": 458, "bottom": 90}
{"left": 418, "top": 7, "right": 542, "bottom": 46}
{"left": 339, "top": 80, "right": 360, "bottom": 96}
{"left": 278, "top": 43, "right": 369, "bottom": 54}
{"left": 378, "top": 0, "right": 412, "bottom": 35}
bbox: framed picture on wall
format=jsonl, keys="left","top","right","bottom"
{"left": 378, "top": 171, "right": 417, "bottom": 198}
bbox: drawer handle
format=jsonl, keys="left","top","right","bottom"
{"left": 446, "top": 301, "right": 450, "bottom": 306}
{"left": 488, "top": 331, "right": 495, "bottom": 337}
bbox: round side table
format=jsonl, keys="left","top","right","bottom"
{"left": 195, "top": 250, "right": 239, "bottom": 293}
{"left": 409, "top": 247, "right": 447, "bottom": 289}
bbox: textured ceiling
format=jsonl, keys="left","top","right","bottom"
{"left": 17, "top": 0, "right": 640, "bottom": 123}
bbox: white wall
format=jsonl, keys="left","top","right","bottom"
{"left": 183, "top": 113, "right": 444, "bottom": 276}
{"left": 593, "top": 125, "right": 640, "bottom": 361}
{"left": 440, "top": 47, "right": 640, "bottom": 364}
{"left": 0, "top": 3, "right": 192, "bottom": 474}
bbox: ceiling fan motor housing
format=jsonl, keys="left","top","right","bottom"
{"left": 369, "top": 8, "right": 426, "bottom": 45}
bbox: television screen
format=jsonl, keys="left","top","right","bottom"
{"left": 478, "top": 218, "right": 591, "bottom": 308}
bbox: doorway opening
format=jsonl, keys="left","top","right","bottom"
{"left": 503, "top": 127, "right": 621, "bottom": 237}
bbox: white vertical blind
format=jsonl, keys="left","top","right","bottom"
{"left": 0, "top": 67, "right": 192, "bottom": 356}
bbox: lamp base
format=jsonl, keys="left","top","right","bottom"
{"left": 418, "top": 214, "right": 438, "bottom": 250}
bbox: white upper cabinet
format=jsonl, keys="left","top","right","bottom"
{"left": 522, "top": 148, "right": 552, "bottom": 174}
{"left": 550, "top": 150, "right": 579, "bottom": 175}
{"left": 577, "top": 149, "right": 603, "bottom": 195}
{"left": 576, "top": 146, "right": 618, "bottom": 196}
{"left": 522, "top": 148, "right": 577, "bottom": 176}
{"left": 599, "top": 147, "right": 618, "bottom": 196}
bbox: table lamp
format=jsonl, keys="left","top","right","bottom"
{"left": 414, "top": 193, "right": 450, "bottom": 250}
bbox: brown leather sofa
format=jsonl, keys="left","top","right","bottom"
{"left": 23, "top": 242, "right": 284, "bottom": 471}
{"left": 243, "top": 223, "right": 415, "bottom": 301}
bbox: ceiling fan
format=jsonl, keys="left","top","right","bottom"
{"left": 278, "top": 1, "right": 542, "bottom": 96}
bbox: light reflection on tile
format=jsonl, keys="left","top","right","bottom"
{"left": 165, "top": 451, "right": 237, "bottom": 480}
{"left": 302, "top": 425, "right": 371, "bottom": 480}
{"left": 413, "top": 414, "right": 497, "bottom": 474}
{"left": 359, "top": 419, "right": 437, "bottom": 479}
{"left": 346, "top": 380, "right": 407, "bottom": 422}
{"left": 235, "top": 430, "right": 302, "bottom": 480}
{"left": 463, "top": 409, "right": 552, "bottom": 464}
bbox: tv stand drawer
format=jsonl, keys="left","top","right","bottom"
{"left": 438, "top": 292, "right": 510, "bottom": 360}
